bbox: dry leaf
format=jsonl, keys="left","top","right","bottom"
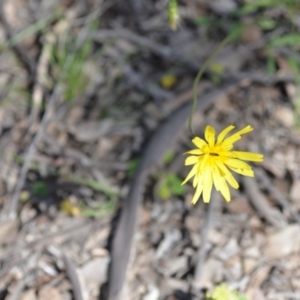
{"left": 38, "top": 287, "right": 62, "bottom": 300}
{"left": 73, "top": 119, "right": 113, "bottom": 142}
{"left": 21, "top": 289, "right": 37, "bottom": 300}
{"left": 245, "top": 288, "right": 267, "bottom": 300}
{"left": 200, "top": 258, "right": 223, "bottom": 287}
{"left": 263, "top": 225, "right": 300, "bottom": 259}
{"left": 0, "top": 220, "right": 19, "bottom": 245}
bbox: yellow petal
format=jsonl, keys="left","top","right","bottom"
{"left": 220, "top": 178, "right": 231, "bottom": 202}
{"left": 222, "top": 125, "right": 253, "bottom": 147}
{"left": 191, "top": 182, "right": 203, "bottom": 204}
{"left": 205, "top": 126, "right": 215, "bottom": 147}
{"left": 199, "top": 155, "right": 209, "bottom": 172}
{"left": 212, "top": 166, "right": 222, "bottom": 191}
{"left": 215, "top": 160, "right": 239, "bottom": 189}
{"left": 185, "top": 156, "right": 199, "bottom": 165}
{"left": 182, "top": 163, "right": 198, "bottom": 185}
{"left": 185, "top": 149, "right": 203, "bottom": 155}
{"left": 230, "top": 151, "right": 264, "bottom": 162}
{"left": 193, "top": 172, "right": 198, "bottom": 188}
{"left": 192, "top": 137, "right": 207, "bottom": 149}
{"left": 213, "top": 169, "right": 230, "bottom": 202}
{"left": 202, "top": 167, "right": 213, "bottom": 203}
{"left": 217, "top": 125, "right": 235, "bottom": 144}
{"left": 223, "top": 158, "right": 252, "bottom": 170}
{"left": 228, "top": 166, "right": 254, "bottom": 177}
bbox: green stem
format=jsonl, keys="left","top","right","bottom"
{"left": 189, "top": 28, "right": 243, "bottom": 136}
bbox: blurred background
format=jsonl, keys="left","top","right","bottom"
{"left": 0, "top": 0, "right": 300, "bottom": 299}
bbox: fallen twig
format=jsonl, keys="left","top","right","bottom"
{"left": 4, "top": 86, "right": 61, "bottom": 220}
{"left": 93, "top": 29, "right": 172, "bottom": 57}
{"left": 193, "top": 192, "right": 215, "bottom": 287}
{"left": 30, "top": 33, "right": 54, "bottom": 123}
{"left": 63, "top": 253, "right": 85, "bottom": 300}
{"left": 255, "top": 168, "right": 300, "bottom": 225}
{"left": 242, "top": 176, "right": 287, "bottom": 229}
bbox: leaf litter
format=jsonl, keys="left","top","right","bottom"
{"left": 0, "top": 0, "right": 299, "bottom": 299}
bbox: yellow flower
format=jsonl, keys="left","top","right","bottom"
{"left": 160, "top": 74, "right": 177, "bottom": 89}
{"left": 182, "top": 125, "right": 263, "bottom": 204}
{"left": 206, "top": 283, "right": 240, "bottom": 300}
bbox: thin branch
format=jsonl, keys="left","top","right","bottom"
{"left": 63, "top": 253, "right": 85, "bottom": 300}
{"left": 193, "top": 192, "right": 216, "bottom": 287}
{"left": 5, "top": 86, "right": 61, "bottom": 220}
{"left": 30, "top": 33, "right": 54, "bottom": 123}
{"left": 255, "top": 168, "right": 300, "bottom": 225}
{"left": 242, "top": 176, "right": 287, "bottom": 229}
{"left": 93, "top": 29, "right": 172, "bottom": 57}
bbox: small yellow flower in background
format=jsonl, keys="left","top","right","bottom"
{"left": 60, "top": 199, "right": 80, "bottom": 216}
{"left": 182, "top": 125, "right": 263, "bottom": 204}
{"left": 206, "top": 283, "right": 240, "bottom": 300}
{"left": 160, "top": 74, "right": 177, "bottom": 89}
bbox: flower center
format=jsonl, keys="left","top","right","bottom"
{"left": 209, "top": 152, "right": 219, "bottom": 156}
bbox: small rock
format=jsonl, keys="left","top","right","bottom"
{"left": 73, "top": 119, "right": 114, "bottom": 142}
{"left": 274, "top": 106, "right": 294, "bottom": 127}
{"left": 208, "top": 0, "right": 237, "bottom": 14}
{"left": 143, "top": 284, "right": 159, "bottom": 300}
{"left": 80, "top": 256, "right": 110, "bottom": 284}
